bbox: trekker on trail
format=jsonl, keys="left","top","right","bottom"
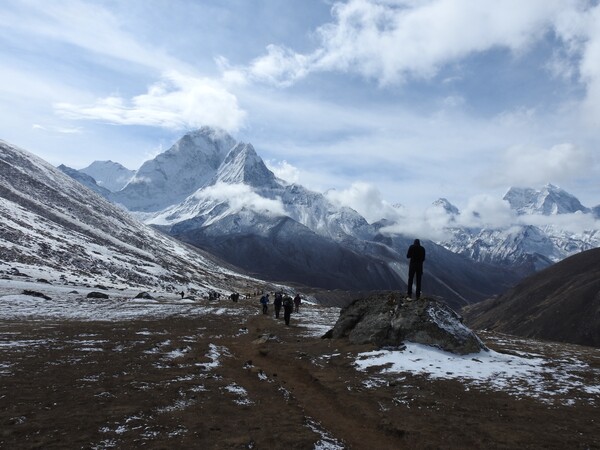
{"left": 283, "top": 295, "right": 294, "bottom": 326}
{"left": 274, "top": 292, "right": 283, "bottom": 318}
{"left": 260, "top": 294, "right": 269, "bottom": 314}
{"left": 406, "top": 238, "right": 426, "bottom": 299}
{"left": 293, "top": 294, "right": 302, "bottom": 313}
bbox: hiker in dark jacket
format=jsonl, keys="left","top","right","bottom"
{"left": 406, "top": 239, "right": 426, "bottom": 299}
{"left": 293, "top": 294, "right": 301, "bottom": 313}
{"left": 260, "top": 294, "right": 269, "bottom": 314}
{"left": 274, "top": 292, "right": 283, "bottom": 318}
{"left": 283, "top": 295, "right": 294, "bottom": 326}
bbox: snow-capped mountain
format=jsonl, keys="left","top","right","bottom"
{"left": 212, "top": 142, "right": 279, "bottom": 188}
{"left": 57, "top": 164, "right": 111, "bottom": 198}
{"left": 0, "top": 139, "right": 263, "bottom": 295}
{"left": 79, "top": 160, "right": 136, "bottom": 192}
{"left": 71, "top": 127, "right": 516, "bottom": 307}
{"left": 503, "top": 184, "right": 590, "bottom": 215}
{"left": 432, "top": 198, "right": 460, "bottom": 216}
{"left": 112, "top": 127, "right": 237, "bottom": 212}
{"left": 436, "top": 185, "right": 600, "bottom": 273}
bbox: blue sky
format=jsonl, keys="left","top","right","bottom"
{"left": 1, "top": 0, "right": 600, "bottom": 218}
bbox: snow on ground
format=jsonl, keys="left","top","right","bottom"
{"left": 0, "top": 277, "right": 334, "bottom": 327}
{"left": 354, "top": 342, "right": 600, "bottom": 405}
{"left": 1, "top": 278, "right": 597, "bottom": 408}
{"left": 294, "top": 305, "right": 340, "bottom": 337}
{"left": 0, "top": 290, "right": 247, "bottom": 322}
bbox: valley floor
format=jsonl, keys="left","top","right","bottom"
{"left": 0, "top": 281, "right": 599, "bottom": 449}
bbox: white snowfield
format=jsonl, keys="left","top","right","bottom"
{"left": 1, "top": 279, "right": 598, "bottom": 407}
{"left": 354, "top": 342, "right": 600, "bottom": 405}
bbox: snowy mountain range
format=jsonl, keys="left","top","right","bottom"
{"left": 56, "top": 127, "right": 521, "bottom": 308}
{"left": 0, "top": 139, "right": 266, "bottom": 297}
{"left": 432, "top": 185, "right": 600, "bottom": 273}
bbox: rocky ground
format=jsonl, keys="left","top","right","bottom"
{"left": 0, "top": 282, "right": 599, "bottom": 449}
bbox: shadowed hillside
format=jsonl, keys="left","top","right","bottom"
{"left": 463, "top": 248, "right": 600, "bottom": 347}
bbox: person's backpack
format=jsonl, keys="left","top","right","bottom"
{"left": 260, "top": 296, "right": 267, "bottom": 305}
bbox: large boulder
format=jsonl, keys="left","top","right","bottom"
{"left": 326, "top": 294, "right": 486, "bottom": 355}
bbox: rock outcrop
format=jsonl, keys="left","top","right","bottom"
{"left": 326, "top": 293, "right": 486, "bottom": 355}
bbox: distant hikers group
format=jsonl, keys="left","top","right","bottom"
{"left": 260, "top": 292, "right": 302, "bottom": 326}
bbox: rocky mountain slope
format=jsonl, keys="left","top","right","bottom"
{"left": 57, "top": 164, "right": 111, "bottom": 198}
{"left": 463, "top": 247, "right": 600, "bottom": 347}
{"left": 0, "top": 139, "right": 266, "bottom": 296}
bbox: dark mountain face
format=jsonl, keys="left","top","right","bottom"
{"left": 166, "top": 207, "right": 521, "bottom": 310}
{"left": 463, "top": 247, "right": 600, "bottom": 347}
{"left": 169, "top": 213, "right": 403, "bottom": 292}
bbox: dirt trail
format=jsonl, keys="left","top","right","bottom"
{"left": 226, "top": 313, "right": 405, "bottom": 449}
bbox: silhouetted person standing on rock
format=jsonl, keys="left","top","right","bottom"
{"left": 406, "top": 239, "right": 425, "bottom": 299}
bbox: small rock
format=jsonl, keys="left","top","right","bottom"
{"left": 87, "top": 291, "right": 109, "bottom": 299}
{"left": 22, "top": 290, "right": 51, "bottom": 300}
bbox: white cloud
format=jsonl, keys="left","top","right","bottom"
{"left": 379, "top": 194, "right": 517, "bottom": 240}
{"left": 127, "top": 175, "right": 152, "bottom": 185}
{"left": 489, "top": 143, "right": 593, "bottom": 188}
{"left": 248, "top": 45, "right": 313, "bottom": 87}
{"left": 266, "top": 160, "right": 301, "bottom": 184}
{"left": 520, "top": 211, "right": 600, "bottom": 235}
{"left": 325, "top": 182, "right": 403, "bottom": 223}
{"left": 0, "top": 0, "right": 187, "bottom": 73}
{"left": 54, "top": 71, "right": 246, "bottom": 132}
{"left": 196, "top": 183, "right": 286, "bottom": 217}
{"left": 457, "top": 195, "right": 516, "bottom": 229}
{"left": 232, "top": 0, "right": 573, "bottom": 86}
{"left": 578, "top": 4, "right": 600, "bottom": 126}
{"left": 228, "top": 0, "right": 600, "bottom": 126}
{"left": 32, "top": 124, "right": 83, "bottom": 134}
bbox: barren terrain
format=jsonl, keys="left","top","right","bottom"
{"left": 1, "top": 282, "right": 599, "bottom": 449}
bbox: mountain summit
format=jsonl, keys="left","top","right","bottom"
{"left": 503, "top": 184, "right": 590, "bottom": 215}
{"left": 80, "top": 160, "right": 135, "bottom": 192}
{"left": 112, "top": 127, "right": 237, "bottom": 212}
{"left": 212, "top": 142, "right": 278, "bottom": 188}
